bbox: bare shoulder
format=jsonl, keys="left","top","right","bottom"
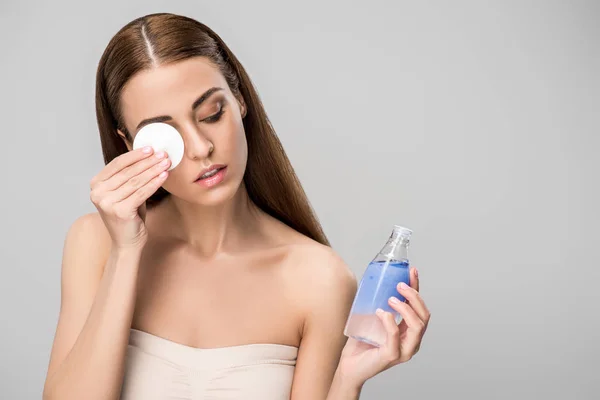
{"left": 67, "top": 212, "right": 109, "bottom": 236}
{"left": 62, "top": 212, "right": 111, "bottom": 277}
{"left": 282, "top": 235, "right": 358, "bottom": 315}
{"left": 291, "top": 242, "right": 356, "bottom": 288}
{"left": 65, "top": 212, "right": 111, "bottom": 251}
{"left": 254, "top": 212, "right": 358, "bottom": 312}
{"left": 262, "top": 213, "right": 357, "bottom": 290}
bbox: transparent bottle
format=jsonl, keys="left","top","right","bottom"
{"left": 344, "top": 225, "right": 413, "bottom": 347}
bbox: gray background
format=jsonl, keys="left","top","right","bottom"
{"left": 1, "top": 0, "right": 598, "bottom": 399}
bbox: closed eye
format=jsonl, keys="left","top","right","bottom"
{"left": 201, "top": 104, "right": 226, "bottom": 123}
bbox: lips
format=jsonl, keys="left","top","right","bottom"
{"left": 195, "top": 164, "right": 227, "bottom": 181}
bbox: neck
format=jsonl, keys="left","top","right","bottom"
{"left": 161, "top": 184, "right": 261, "bottom": 257}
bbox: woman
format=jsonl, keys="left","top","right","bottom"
{"left": 43, "top": 12, "right": 430, "bottom": 400}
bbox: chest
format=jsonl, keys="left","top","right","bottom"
{"left": 131, "top": 243, "right": 303, "bottom": 348}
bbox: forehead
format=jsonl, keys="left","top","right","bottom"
{"left": 120, "top": 57, "right": 227, "bottom": 129}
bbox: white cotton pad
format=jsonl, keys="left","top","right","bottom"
{"left": 132, "top": 123, "right": 185, "bottom": 171}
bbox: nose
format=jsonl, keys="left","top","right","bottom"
{"left": 180, "top": 126, "right": 213, "bottom": 161}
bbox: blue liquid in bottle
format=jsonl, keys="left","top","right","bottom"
{"left": 344, "top": 225, "right": 413, "bottom": 347}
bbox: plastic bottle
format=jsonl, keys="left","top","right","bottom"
{"left": 344, "top": 225, "right": 413, "bottom": 347}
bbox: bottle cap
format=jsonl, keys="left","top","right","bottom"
{"left": 133, "top": 122, "right": 185, "bottom": 171}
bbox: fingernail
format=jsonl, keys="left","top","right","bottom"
{"left": 159, "top": 159, "right": 169, "bottom": 167}
{"left": 143, "top": 146, "right": 152, "bottom": 153}
{"left": 376, "top": 308, "right": 384, "bottom": 316}
{"left": 399, "top": 282, "right": 409, "bottom": 290}
{"left": 389, "top": 296, "right": 400, "bottom": 304}
{"left": 414, "top": 268, "right": 419, "bottom": 277}
{"left": 155, "top": 151, "right": 165, "bottom": 158}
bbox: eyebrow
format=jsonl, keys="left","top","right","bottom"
{"left": 134, "top": 87, "right": 224, "bottom": 131}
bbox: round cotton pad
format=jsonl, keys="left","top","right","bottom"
{"left": 132, "top": 123, "right": 184, "bottom": 171}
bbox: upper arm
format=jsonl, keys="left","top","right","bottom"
{"left": 290, "top": 248, "right": 358, "bottom": 400}
{"left": 44, "top": 212, "right": 111, "bottom": 385}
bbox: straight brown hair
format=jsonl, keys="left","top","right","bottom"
{"left": 95, "top": 13, "right": 329, "bottom": 246}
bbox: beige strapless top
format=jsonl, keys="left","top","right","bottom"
{"left": 120, "top": 328, "right": 298, "bottom": 400}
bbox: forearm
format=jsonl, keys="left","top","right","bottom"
{"left": 326, "top": 368, "right": 363, "bottom": 400}
{"left": 44, "top": 248, "right": 142, "bottom": 400}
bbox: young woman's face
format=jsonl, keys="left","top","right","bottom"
{"left": 118, "top": 56, "right": 248, "bottom": 206}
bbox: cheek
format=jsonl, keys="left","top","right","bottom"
{"left": 236, "top": 129, "right": 249, "bottom": 175}
{"left": 236, "top": 126, "right": 248, "bottom": 163}
{"left": 221, "top": 114, "right": 248, "bottom": 165}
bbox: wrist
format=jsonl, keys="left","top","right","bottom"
{"left": 111, "top": 245, "right": 144, "bottom": 262}
{"left": 328, "top": 368, "right": 364, "bottom": 399}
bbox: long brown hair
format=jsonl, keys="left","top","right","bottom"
{"left": 95, "top": 13, "right": 329, "bottom": 246}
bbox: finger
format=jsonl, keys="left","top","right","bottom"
{"left": 387, "top": 300, "right": 423, "bottom": 361}
{"left": 392, "top": 329, "right": 422, "bottom": 367}
{"left": 110, "top": 159, "right": 171, "bottom": 203}
{"left": 93, "top": 146, "right": 154, "bottom": 185}
{"left": 397, "top": 282, "right": 430, "bottom": 324}
{"left": 388, "top": 297, "right": 426, "bottom": 335}
{"left": 118, "top": 169, "right": 169, "bottom": 210}
{"left": 375, "top": 309, "right": 400, "bottom": 362}
{"left": 102, "top": 152, "right": 169, "bottom": 192}
{"left": 410, "top": 266, "right": 419, "bottom": 292}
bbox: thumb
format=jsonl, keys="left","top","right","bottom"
{"left": 410, "top": 266, "right": 419, "bottom": 292}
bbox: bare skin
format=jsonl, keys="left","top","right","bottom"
{"left": 46, "top": 194, "right": 355, "bottom": 398}
{"left": 43, "top": 56, "right": 430, "bottom": 400}
{"left": 130, "top": 194, "right": 350, "bottom": 351}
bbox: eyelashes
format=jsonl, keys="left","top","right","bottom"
{"left": 201, "top": 103, "right": 226, "bottom": 124}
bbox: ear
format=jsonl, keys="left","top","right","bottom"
{"left": 237, "top": 95, "right": 247, "bottom": 119}
{"left": 117, "top": 129, "right": 133, "bottom": 151}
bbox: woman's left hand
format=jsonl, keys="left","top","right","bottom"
{"left": 336, "top": 267, "right": 431, "bottom": 388}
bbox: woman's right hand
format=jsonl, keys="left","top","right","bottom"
{"left": 89, "top": 146, "right": 171, "bottom": 250}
